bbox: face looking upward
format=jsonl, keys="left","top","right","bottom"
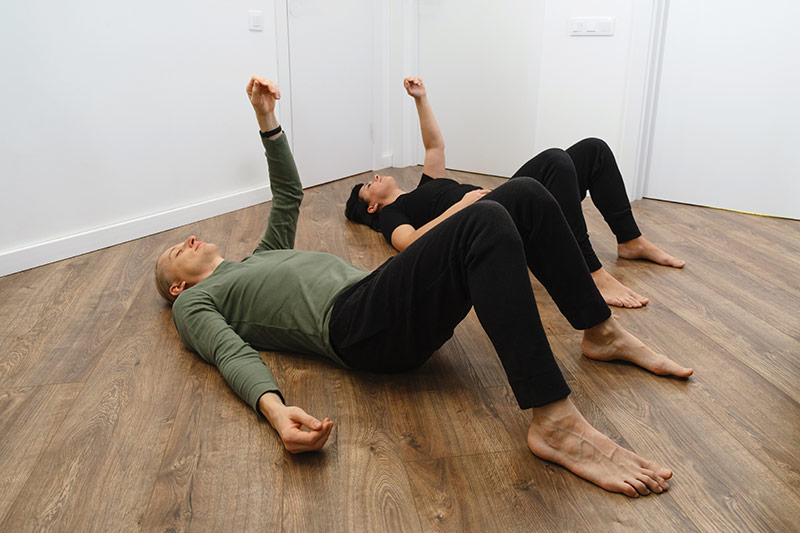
{"left": 156, "top": 235, "right": 223, "bottom": 298}
{"left": 359, "top": 174, "right": 399, "bottom": 213}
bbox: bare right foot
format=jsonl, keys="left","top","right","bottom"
{"left": 528, "top": 397, "right": 672, "bottom": 497}
{"left": 591, "top": 267, "right": 649, "bottom": 308}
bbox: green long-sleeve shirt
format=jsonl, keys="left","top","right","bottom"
{"left": 172, "top": 133, "right": 368, "bottom": 413}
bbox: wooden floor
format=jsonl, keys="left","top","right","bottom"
{"left": 1, "top": 166, "right": 799, "bottom": 532}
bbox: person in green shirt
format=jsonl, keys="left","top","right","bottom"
{"left": 154, "top": 76, "right": 691, "bottom": 498}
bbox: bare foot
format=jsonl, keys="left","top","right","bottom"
{"left": 618, "top": 236, "right": 685, "bottom": 268}
{"left": 591, "top": 267, "right": 649, "bottom": 308}
{"left": 582, "top": 317, "right": 693, "bottom": 377}
{"left": 528, "top": 397, "right": 672, "bottom": 497}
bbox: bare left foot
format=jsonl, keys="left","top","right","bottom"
{"left": 618, "top": 236, "right": 685, "bottom": 268}
{"left": 528, "top": 397, "right": 673, "bottom": 497}
{"left": 582, "top": 317, "right": 693, "bottom": 377}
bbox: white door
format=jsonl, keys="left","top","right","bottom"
{"left": 285, "top": 0, "right": 374, "bottom": 187}
{"left": 646, "top": 0, "right": 800, "bottom": 219}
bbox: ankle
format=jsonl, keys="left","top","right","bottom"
{"left": 586, "top": 317, "right": 615, "bottom": 338}
{"left": 531, "top": 397, "right": 577, "bottom": 427}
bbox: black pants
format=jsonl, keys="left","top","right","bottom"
{"left": 512, "top": 138, "right": 641, "bottom": 272}
{"left": 329, "top": 179, "right": 610, "bottom": 409}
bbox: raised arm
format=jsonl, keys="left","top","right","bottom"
{"left": 405, "top": 77, "right": 446, "bottom": 178}
{"left": 246, "top": 77, "right": 305, "bottom": 254}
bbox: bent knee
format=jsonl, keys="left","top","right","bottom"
{"left": 539, "top": 148, "right": 574, "bottom": 171}
{"left": 463, "top": 200, "right": 517, "bottom": 232}
{"left": 578, "top": 137, "right": 611, "bottom": 154}
{"left": 496, "top": 177, "right": 560, "bottom": 211}
{"left": 467, "top": 199, "right": 510, "bottom": 219}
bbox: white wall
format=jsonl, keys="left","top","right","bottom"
{"left": 418, "top": 0, "right": 545, "bottom": 177}
{"left": 0, "top": 0, "right": 281, "bottom": 276}
{"left": 645, "top": 0, "right": 800, "bottom": 219}
{"left": 284, "top": 0, "right": 376, "bottom": 187}
{"left": 416, "top": 0, "right": 655, "bottom": 199}
{"left": 0, "top": 0, "right": 688, "bottom": 277}
{"left": 535, "top": 0, "right": 655, "bottom": 198}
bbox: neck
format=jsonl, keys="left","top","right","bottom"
{"left": 382, "top": 188, "right": 406, "bottom": 209}
{"left": 188, "top": 256, "right": 225, "bottom": 288}
{"left": 209, "top": 256, "right": 225, "bottom": 272}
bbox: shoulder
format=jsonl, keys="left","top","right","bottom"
{"left": 173, "top": 287, "right": 216, "bottom": 322}
{"left": 419, "top": 173, "right": 434, "bottom": 187}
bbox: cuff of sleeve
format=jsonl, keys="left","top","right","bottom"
{"left": 261, "top": 129, "right": 290, "bottom": 150}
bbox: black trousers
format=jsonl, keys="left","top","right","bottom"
{"left": 329, "top": 179, "right": 610, "bottom": 409}
{"left": 512, "top": 138, "right": 641, "bottom": 272}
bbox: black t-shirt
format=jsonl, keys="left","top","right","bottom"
{"left": 379, "top": 173, "right": 480, "bottom": 244}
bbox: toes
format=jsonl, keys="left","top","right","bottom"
{"left": 607, "top": 297, "right": 625, "bottom": 308}
{"left": 626, "top": 297, "right": 643, "bottom": 308}
{"left": 661, "top": 359, "right": 693, "bottom": 377}
{"left": 613, "top": 480, "right": 639, "bottom": 498}
{"left": 641, "top": 461, "right": 673, "bottom": 482}
{"left": 631, "top": 291, "right": 649, "bottom": 306}
{"left": 619, "top": 294, "right": 644, "bottom": 308}
{"left": 625, "top": 477, "right": 650, "bottom": 496}
{"left": 638, "top": 470, "right": 664, "bottom": 493}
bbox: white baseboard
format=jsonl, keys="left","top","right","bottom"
{"left": 0, "top": 185, "right": 271, "bottom": 278}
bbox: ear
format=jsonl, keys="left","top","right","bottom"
{"left": 170, "top": 280, "right": 187, "bottom": 297}
{"left": 367, "top": 203, "right": 378, "bottom": 214}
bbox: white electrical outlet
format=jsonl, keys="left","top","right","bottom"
{"left": 569, "top": 17, "right": 615, "bottom": 36}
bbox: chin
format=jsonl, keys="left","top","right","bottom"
{"left": 204, "top": 243, "right": 221, "bottom": 257}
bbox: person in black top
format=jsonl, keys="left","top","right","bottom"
{"left": 345, "top": 77, "right": 686, "bottom": 309}
{"left": 335, "top": 77, "right": 694, "bottom": 497}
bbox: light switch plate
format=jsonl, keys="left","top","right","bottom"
{"left": 570, "top": 17, "right": 615, "bottom": 36}
{"left": 248, "top": 10, "right": 264, "bottom": 32}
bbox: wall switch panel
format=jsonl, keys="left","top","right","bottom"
{"left": 570, "top": 17, "right": 615, "bottom": 36}
{"left": 248, "top": 10, "right": 264, "bottom": 32}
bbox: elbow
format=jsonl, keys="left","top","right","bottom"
{"left": 424, "top": 140, "right": 445, "bottom": 152}
{"left": 394, "top": 237, "right": 412, "bottom": 252}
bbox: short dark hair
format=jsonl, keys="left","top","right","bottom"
{"left": 345, "top": 183, "right": 382, "bottom": 232}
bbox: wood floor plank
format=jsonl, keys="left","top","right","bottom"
{"left": 632, "top": 253, "right": 800, "bottom": 404}
{"left": 385, "top": 364, "right": 517, "bottom": 462}
{"left": 0, "top": 383, "right": 83, "bottom": 524}
{"left": 405, "top": 448, "right": 696, "bottom": 533}
{"left": 0, "top": 283, "right": 190, "bottom": 532}
{"left": 1, "top": 168, "right": 797, "bottom": 531}
{"left": 644, "top": 198, "right": 800, "bottom": 261}
{"left": 273, "top": 353, "right": 423, "bottom": 533}
{"left": 479, "top": 362, "right": 699, "bottom": 533}
{"left": 605, "top": 305, "right": 800, "bottom": 496}
{"left": 141, "top": 359, "right": 285, "bottom": 532}
{"left": 641, "top": 201, "right": 800, "bottom": 300}
{"left": 0, "top": 237, "right": 152, "bottom": 388}
{"left": 551, "top": 329, "right": 800, "bottom": 532}
{"left": 587, "top": 201, "right": 800, "bottom": 341}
